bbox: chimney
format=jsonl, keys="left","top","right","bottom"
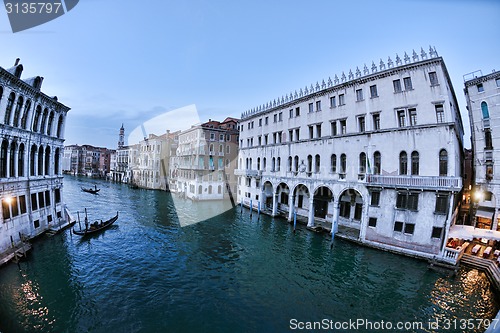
{"left": 14, "top": 58, "right": 20, "bottom": 66}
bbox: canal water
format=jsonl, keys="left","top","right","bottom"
{"left": 0, "top": 176, "right": 497, "bottom": 333}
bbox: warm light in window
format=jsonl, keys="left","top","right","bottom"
{"left": 474, "top": 190, "right": 484, "bottom": 202}
{"left": 4, "top": 197, "right": 12, "bottom": 204}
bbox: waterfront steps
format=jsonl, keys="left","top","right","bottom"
{"left": 460, "top": 254, "right": 500, "bottom": 293}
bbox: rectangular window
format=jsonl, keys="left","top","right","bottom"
{"left": 404, "top": 223, "right": 415, "bottom": 235}
{"left": 370, "top": 191, "right": 380, "bottom": 206}
{"left": 431, "top": 227, "right": 443, "bottom": 239}
{"left": 259, "top": 118, "right": 262, "bottom": 126}
{"left": 316, "top": 101, "right": 321, "bottom": 111}
{"left": 273, "top": 114, "right": 277, "bottom": 123}
{"left": 393, "top": 79, "right": 402, "bottom": 93}
{"left": 289, "top": 109, "right": 293, "bottom": 118}
{"left": 370, "top": 85, "right": 378, "bottom": 98}
{"left": 258, "top": 136, "right": 262, "bottom": 146}
{"left": 278, "top": 112, "right": 283, "bottom": 121}
{"left": 10, "top": 197, "right": 18, "bottom": 217}
{"left": 331, "top": 121, "right": 337, "bottom": 136}
{"left": 34, "top": 219, "right": 40, "bottom": 229}
{"left": 289, "top": 130, "right": 293, "bottom": 142}
{"left": 496, "top": 78, "right": 500, "bottom": 88}
{"left": 368, "top": 217, "right": 377, "bottom": 227}
{"left": 273, "top": 133, "right": 277, "bottom": 144}
{"left": 295, "top": 128, "right": 300, "bottom": 141}
{"left": 2, "top": 199, "right": 10, "bottom": 220}
{"left": 330, "top": 96, "right": 336, "bottom": 107}
{"left": 309, "top": 126, "right": 314, "bottom": 139}
{"left": 339, "top": 94, "right": 345, "bottom": 106}
{"left": 373, "top": 113, "right": 380, "bottom": 130}
{"left": 308, "top": 103, "right": 314, "bottom": 113}
{"left": 45, "top": 191, "right": 51, "bottom": 207}
{"left": 31, "top": 193, "right": 38, "bottom": 211}
{"left": 407, "top": 193, "right": 419, "bottom": 211}
{"left": 356, "top": 89, "right": 364, "bottom": 101}
{"left": 409, "top": 108, "right": 417, "bottom": 126}
{"left": 397, "top": 110, "right": 406, "bottom": 127}
{"left": 394, "top": 221, "right": 403, "bottom": 232}
{"left": 435, "top": 104, "right": 444, "bottom": 123}
{"left": 354, "top": 203, "right": 362, "bottom": 220}
{"left": 295, "top": 107, "right": 300, "bottom": 117}
{"left": 429, "top": 72, "right": 438, "bottom": 85}
{"left": 316, "top": 124, "right": 321, "bottom": 138}
{"left": 403, "top": 77, "right": 413, "bottom": 90}
{"left": 435, "top": 195, "right": 449, "bottom": 214}
{"left": 396, "top": 192, "right": 418, "bottom": 210}
{"left": 358, "top": 116, "right": 365, "bottom": 132}
{"left": 265, "top": 117, "right": 269, "bottom": 125}
{"left": 340, "top": 120, "right": 347, "bottom": 134}
{"left": 264, "top": 135, "right": 268, "bottom": 145}
{"left": 19, "top": 195, "right": 27, "bottom": 214}
{"left": 38, "top": 192, "right": 45, "bottom": 208}
{"left": 477, "top": 83, "right": 484, "bottom": 92}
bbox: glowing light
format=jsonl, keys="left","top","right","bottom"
{"left": 4, "top": 196, "right": 12, "bottom": 204}
{"left": 474, "top": 190, "right": 484, "bottom": 202}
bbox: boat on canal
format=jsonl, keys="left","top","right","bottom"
{"left": 72, "top": 209, "right": 119, "bottom": 236}
{"left": 81, "top": 185, "right": 100, "bottom": 194}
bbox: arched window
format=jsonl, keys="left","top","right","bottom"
{"left": 411, "top": 151, "right": 419, "bottom": 175}
{"left": 340, "top": 154, "right": 347, "bottom": 174}
{"left": 294, "top": 156, "right": 299, "bottom": 172}
{"left": 481, "top": 102, "right": 489, "bottom": 119}
{"left": 40, "top": 108, "right": 48, "bottom": 134}
{"left": 262, "top": 157, "right": 266, "bottom": 171}
{"left": 314, "top": 154, "right": 320, "bottom": 173}
{"left": 272, "top": 157, "right": 276, "bottom": 171}
{"left": 208, "top": 185, "right": 212, "bottom": 194}
{"left": 257, "top": 157, "right": 261, "bottom": 170}
{"left": 399, "top": 151, "right": 408, "bottom": 175}
{"left": 54, "top": 147, "right": 59, "bottom": 175}
{"left": 331, "top": 154, "right": 337, "bottom": 173}
{"left": 288, "top": 156, "right": 292, "bottom": 172}
{"left": 30, "top": 145, "right": 36, "bottom": 176}
{"left": 4, "top": 92, "right": 15, "bottom": 125}
{"left": 219, "top": 144, "right": 223, "bottom": 153}
{"left": 246, "top": 158, "right": 249, "bottom": 169}
{"left": 0, "top": 140, "right": 8, "bottom": 177}
{"left": 9, "top": 141, "right": 16, "bottom": 177}
{"left": 33, "top": 105, "right": 42, "bottom": 132}
{"left": 277, "top": 157, "right": 281, "bottom": 172}
{"left": 56, "top": 115, "right": 64, "bottom": 138}
{"left": 198, "top": 185, "right": 202, "bottom": 194}
{"left": 439, "top": 149, "right": 448, "bottom": 176}
{"left": 21, "top": 99, "right": 31, "bottom": 129}
{"left": 307, "top": 155, "right": 312, "bottom": 173}
{"left": 218, "top": 185, "right": 222, "bottom": 194}
{"left": 373, "top": 151, "right": 381, "bottom": 175}
{"left": 13, "top": 96, "right": 23, "bottom": 127}
{"left": 359, "top": 152, "right": 366, "bottom": 174}
{"left": 47, "top": 111, "right": 54, "bottom": 136}
{"left": 38, "top": 146, "right": 44, "bottom": 176}
{"left": 45, "top": 146, "right": 51, "bottom": 175}
{"left": 18, "top": 143, "right": 25, "bottom": 177}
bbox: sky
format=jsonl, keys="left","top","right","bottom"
{"left": 1, "top": 0, "right": 499, "bottom": 149}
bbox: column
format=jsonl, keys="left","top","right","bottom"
{"left": 331, "top": 199, "right": 339, "bottom": 234}
{"left": 5, "top": 145, "right": 10, "bottom": 178}
{"left": 307, "top": 198, "right": 315, "bottom": 227}
{"left": 272, "top": 193, "right": 278, "bottom": 216}
{"left": 492, "top": 210, "right": 498, "bottom": 231}
{"left": 13, "top": 148, "right": 18, "bottom": 178}
{"left": 288, "top": 194, "right": 296, "bottom": 221}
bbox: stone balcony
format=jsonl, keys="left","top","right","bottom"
{"left": 366, "top": 174, "right": 462, "bottom": 192}
{"left": 234, "top": 169, "right": 261, "bottom": 178}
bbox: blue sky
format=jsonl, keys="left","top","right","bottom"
{"left": 1, "top": 0, "right": 499, "bottom": 148}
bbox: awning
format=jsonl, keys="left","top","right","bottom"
{"left": 448, "top": 225, "right": 500, "bottom": 241}
{"left": 476, "top": 208, "right": 494, "bottom": 219}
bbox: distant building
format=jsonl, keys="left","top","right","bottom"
{"left": 110, "top": 124, "right": 129, "bottom": 183}
{"left": 464, "top": 69, "right": 500, "bottom": 231}
{"left": 0, "top": 59, "right": 70, "bottom": 256}
{"left": 62, "top": 144, "right": 112, "bottom": 177}
{"left": 237, "top": 48, "right": 464, "bottom": 260}
{"left": 173, "top": 118, "right": 239, "bottom": 200}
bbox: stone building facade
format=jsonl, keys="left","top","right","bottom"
{"left": 173, "top": 118, "right": 239, "bottom": 200}
{"left": 0, "top": 59, "right": 70, "bottom": 255}
{"left": 464, "top": 70, "right": 500, "bottom": 231}
{"left": 237, "top": 48, "right": 464, "bottom": 260}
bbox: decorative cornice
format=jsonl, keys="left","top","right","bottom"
{"left": 241, "top": 46, "right": 440, "bottom": 120}
{"left": 464, "top": 70, "right": 500, "bottom": 87}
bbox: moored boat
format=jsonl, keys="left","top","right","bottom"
{"left": 72, "top": 210, "right": 119, "bottom": 236}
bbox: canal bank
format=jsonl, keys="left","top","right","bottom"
{"left": 0, "top": 176, "right": 497, "bottom": 333}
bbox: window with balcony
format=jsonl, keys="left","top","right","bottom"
{"left": 373, "top": 151, "right": 381, "bottom": 175}
{"left": 340, "top": 154, "right": 346, "bottom": 178}
{"left": 314, "top": 154, "right": 320, "bottom": 173}
{"left": 331, "top": 154, "right": 337, "bottom": 173}
{"left": 439, "top": 149, "right": 447, "bottom": 176}
{"left": 411, "top": 151, "right": 419, "bottom": 175}
{"left": 359, "top": 152, "right": 366, "bottom": 175}
{"left": 399, "top": 151, "right": 408, "bottom": 175}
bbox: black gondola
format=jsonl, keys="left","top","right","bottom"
{"left": 81, "top": 185, "right": 100, "bottom": 194}
{"left": 72, "top": 210, "right": 119, "bottom": 236}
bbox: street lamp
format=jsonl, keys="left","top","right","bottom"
{"left": 472, "top": 188, "right": 484, "bottom": 229}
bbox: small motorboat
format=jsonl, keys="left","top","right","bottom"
{"left": 73, "top": 209, "right": 118, "bottom": 236}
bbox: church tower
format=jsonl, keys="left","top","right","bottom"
{"left": 118, "top": 124, "right": 125, "bottom": 149}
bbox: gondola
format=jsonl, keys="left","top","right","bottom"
{"left": 81, "top": 185, "right": 100, "bottom": 194}
{"left": 72, "top": 210, "right": 119, "bottom": 236}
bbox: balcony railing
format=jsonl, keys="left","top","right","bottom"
{"left": 234, "top": 169, "right": 261, "bottom": 177}
{"left": 366, "top": 174, "right": 462, "bottom": 191}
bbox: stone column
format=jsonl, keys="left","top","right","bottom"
{"left": 288, "top": 194, "right": 296, "bottom": 221}
{"left": 13, "top": 148, "right": 18, "bottom": 178}
{"left": 331, "top": 198, "right": 339, "bottom": 234}
{"left": 307, "top": 198, "right": 315, "bottom": 227}
{"left": 6, "top": 145, "right": 11, "bottom": 178}
{"left": 272, "top": 193, "right": 278, "bottom": 216}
